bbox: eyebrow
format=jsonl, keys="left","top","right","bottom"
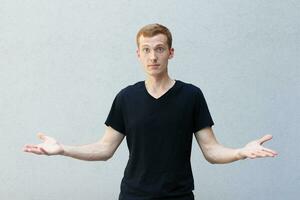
{"left": 140, "top": 44, "right": 166, "bottom": 48}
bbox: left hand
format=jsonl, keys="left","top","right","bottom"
{"left": 23, "top": 132, "right": 64, "bottom": 156}
{"left": 238, "top": 134, "right": 278, "bottom": 159}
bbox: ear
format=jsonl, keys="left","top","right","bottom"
{"left": 168, "top": 48, "right": 174, "bottom": 59}
{"left": 136, "top": 49, "right": 140, "bottom": 58}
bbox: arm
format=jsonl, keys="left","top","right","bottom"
{"left": 23, "top": 126, "right": 125, "bottom": 161}
{"left": 194, "top": 127, "right": 278, "bottom": 164}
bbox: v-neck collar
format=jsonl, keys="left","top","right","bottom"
{"left": 143, "top": 80, "right": 178, "bottom": 101}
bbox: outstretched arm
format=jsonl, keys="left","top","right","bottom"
{"left": 23, "top": 126, "right": 125, "bottom": 161}
{"left": 194, "top": 127, "right": 278, "bottom": 164}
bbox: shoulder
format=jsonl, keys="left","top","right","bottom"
{"left": 116, "top": 81, "right": 144, "bottom": 98}
{"left": 177, "top": 80, "right": 204, "bottom": 96}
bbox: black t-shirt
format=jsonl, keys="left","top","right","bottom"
{"left": 105, "top": 80, "right": 214, "bottom": 200}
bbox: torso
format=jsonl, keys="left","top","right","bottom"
{"left": 105, "top": 79, "right": 214, "bottom": 200}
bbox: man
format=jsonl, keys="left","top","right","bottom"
{"left": 24, "top": 24, "right": 278, "bottom": 200}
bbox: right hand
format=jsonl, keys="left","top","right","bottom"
{"left": 23, "top": 132, "right": 64, "bottom": 156}
{"left": 237, "top": 134, "right": 277, "bottom": 159}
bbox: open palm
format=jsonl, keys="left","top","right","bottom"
{"left": 239, "top": 134, "right": 277, "bottom": 159}
{"left": 23, "top": 133, "right": 63, "bottom": 155}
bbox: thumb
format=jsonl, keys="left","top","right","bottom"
{"left": 37, "top": 132, "right": 46, "bottom": 142}
{"left": 257, "top": 134, "right": 273, "bottom": 145}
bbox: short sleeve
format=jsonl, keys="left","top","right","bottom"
{"left": 193, "top": 88, "right": 214, "bottom": 133}
{"left": 105, "top": 91, "right": 126, "bottom": 135}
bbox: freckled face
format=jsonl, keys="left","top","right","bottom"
{"left": 137, "top": 34, "right": 174, "bottom": 77}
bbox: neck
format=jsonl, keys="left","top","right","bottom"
{"left": 145, "top": 74, "right": 175, "bottom": 92}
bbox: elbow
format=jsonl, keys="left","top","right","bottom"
{"left": 207, "top": 159, "right": 215, "bottom": 164}
{"left": 202, "top": 149, "right": 216, "bottom": 164}
{"left": 92, "top": 155, "right": 111, "bottom": 161}
{"left": 202, "top": 144, "right": 222, "bottom": 164}
{"left": 203, "top": 150, "right": 219, "bottom": 164}
{"left": 98, "top": 150, "right": 114, "bottom": 161}
{"left": 206, "top": 157, "right": 217, "bottom": 164}
{"left": 93, "top": 144, "right": 115, "bottom": 161}
{"left": 102, "top": 153, "right": 113, "bottom": 161}
{"left": 89, "top": 151, "right": 113, "bottom": 161}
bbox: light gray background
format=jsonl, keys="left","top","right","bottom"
{"left": 1, "top": 0, "right": 299, "bottom": 199}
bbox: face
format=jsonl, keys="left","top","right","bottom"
{"left": 137, "top": 34, "right": 174, "bottom": 77}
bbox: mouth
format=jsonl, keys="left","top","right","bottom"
{"left": 148, "top": 64, "right": 160, "bottom": 67}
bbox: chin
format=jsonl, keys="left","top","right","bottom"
{"left": 144, "top": 66, "right": 167, "bottom": 76}
{"left": 146, "top": 71, "right": 166, "bottom": 77}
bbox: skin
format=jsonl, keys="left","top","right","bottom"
{"left": 137, "top": 34, "right": 175, "bottom": 98}
{"left": 23, "top": 34, "right": 278, "bottom": 163}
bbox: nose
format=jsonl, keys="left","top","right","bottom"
{"left": 149, "top": 50, "right": 157, "bottom": 62}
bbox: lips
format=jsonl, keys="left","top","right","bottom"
{"left": 148, "top": 64, "right": 160, "bottom": 67}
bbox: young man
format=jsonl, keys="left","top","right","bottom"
{"left": 24, "top": 24, "right": 278, "bottom": 200}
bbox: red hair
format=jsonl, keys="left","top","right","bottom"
{"left": 136, "top": 23, "right": 172, "bottom": 48}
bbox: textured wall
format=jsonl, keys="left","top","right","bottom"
{"left": 1, "top": 0, "right": 299, "bottom": 199}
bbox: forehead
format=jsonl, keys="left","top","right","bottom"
{"left": 138, "top": 34, "right": 168, "bottom": 47}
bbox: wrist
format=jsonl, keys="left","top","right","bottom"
{"left": 59, "top": 144, "right": 66, "bottom": 156}
{"left": 236, "top": 148, "right": 246, "bottom": 160}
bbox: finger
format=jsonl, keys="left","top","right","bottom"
{"left": 257, "top": 134, "right": 273, "bottom": 145}
{"left": 24, "top": 147, "right": 43, "bottom": 155}
{"left": 37, "top": 132, "right": 47, "bottom": 141}
{"left": 262, "top": 147, "right": 278, "bottom": 156}
{"left": 37, "top": 133, "right": 57, "bottom": 143}
{"left": 250, "top": 150, "right": 276, "bottom": 158}
{"left": 23, "top": 145, "right": 39, "bottom": 151}
{"left": 248, "top": 153, "right": 257, "bottom": 159}
{"left": 24, "top": 144, "right": 38, "bottom": 149}
{"left": 39, "top": 147, "right": 49, "bottom": 156}
{"left": 23, "top": 145, "right": 40, "bottom": 153}
{"left": 262, "top": 151, "right": 276, "bottom": 157}
{"left": 253, "top": 150, "right": 268, "bottom": 158}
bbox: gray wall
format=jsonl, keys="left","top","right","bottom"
{"left": 1, "top": 0, "right": 299, "bottom": 199}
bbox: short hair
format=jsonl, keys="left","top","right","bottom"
{"left": 136, "top": 23, "right": 172, "bottom": 48}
